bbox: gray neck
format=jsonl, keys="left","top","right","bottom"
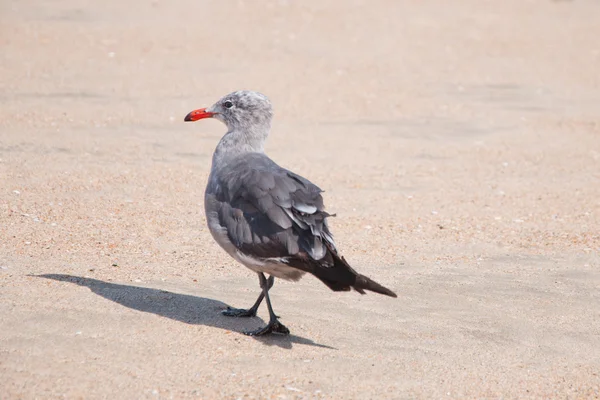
{"left": 210, "top": 123, "right": 270, "bottom": 171}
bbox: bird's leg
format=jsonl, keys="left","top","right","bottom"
{"left": 243, "top": 273, "right": 290, "bottom": 336}
{"left": 222, "top": 274, "right": 274, "bottom": 317}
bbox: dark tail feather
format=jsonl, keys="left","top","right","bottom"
{"left": 353, "top": 273, "right": 397, "bottom": 298}
{"left": 301, "top": 244, "right": 397, "bottom": 298}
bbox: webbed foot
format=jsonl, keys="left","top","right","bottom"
{"left": 243, "top": 320, "right": 290, "bottom": 336}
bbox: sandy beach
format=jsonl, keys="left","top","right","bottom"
{"left": 1, "top": 0, "right": 599, "bottom": 398}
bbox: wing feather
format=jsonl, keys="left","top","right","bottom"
{"left": 214, "top": 153, "right": 335, "bottom": 262}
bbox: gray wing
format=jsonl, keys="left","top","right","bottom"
{"left": 215, "top": 153, "right": 336, "bottom": 263}
{"left": 212, "top": 153, "right": 398, "bottom": 297}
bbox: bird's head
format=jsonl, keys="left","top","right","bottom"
{"left": 184, "top": 90, "right": 273, "bottom": 131}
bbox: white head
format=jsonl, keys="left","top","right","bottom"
{"left": 185, "top": 91, "right": 274, "bottom": 163}
{"left": 184, "top": 90, "right": 273, "bottom": 132}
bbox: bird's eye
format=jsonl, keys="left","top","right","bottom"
{"left": 223, "top": 100, "right": 234, "bottom": 109}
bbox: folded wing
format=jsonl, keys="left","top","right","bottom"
{"left": 213, "top": 153, "right": 396, "bottom": 297}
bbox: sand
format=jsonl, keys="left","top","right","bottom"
{"left": 1, "top": 0, "right": 599, "bottom": 398}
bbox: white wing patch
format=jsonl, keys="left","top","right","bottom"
{"left": 293, "top": 202, "right": 317, "bottom": 214}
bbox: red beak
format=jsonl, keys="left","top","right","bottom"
{"left": 184, "top": 108, "right": 215, "bottom": 122}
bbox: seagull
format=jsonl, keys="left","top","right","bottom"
{"left": 185, "top": 90, "right": 397, "bottom": 336}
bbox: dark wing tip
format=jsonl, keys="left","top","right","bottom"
{"left": 354, "top": 274, "right": 397, "bottom": 298}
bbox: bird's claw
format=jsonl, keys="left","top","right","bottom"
{"left": 243, "top": 320, "right": 290, "bottom": 336}
{"left": 221, "top": 306, "right": 257, "bottom": 318}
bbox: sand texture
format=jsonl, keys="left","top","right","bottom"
{"left": 1, "top": 0, "right": 599, "bottom": 398}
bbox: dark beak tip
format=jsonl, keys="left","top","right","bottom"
{"left": 184, "top": 113, "right": 193, "bottom": 122}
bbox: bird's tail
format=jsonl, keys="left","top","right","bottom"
{"left": 353, "top": 271, "right": 397, "bottom": 298}
{"left": 309, "top": 244, "right": 397, "bottom": 298}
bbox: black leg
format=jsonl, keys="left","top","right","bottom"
{"left": 243, "top": 274, "right": 290, "bottom": 336}
{"left": 222, "top": 273, "right": 274, "bottom": 317}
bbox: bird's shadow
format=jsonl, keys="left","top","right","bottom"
{"left": 36, "top": 274, "right": 335, "bottom": 350}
